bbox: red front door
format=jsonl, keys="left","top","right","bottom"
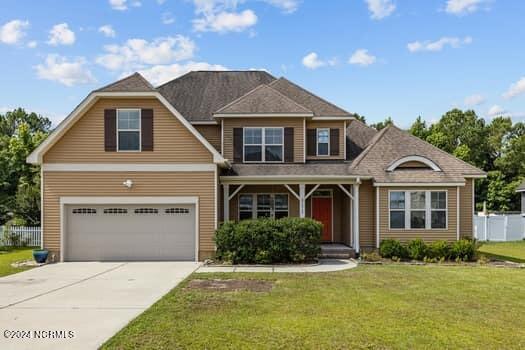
{"left": 312, "top": 197, "right": 332, "bottom": 241}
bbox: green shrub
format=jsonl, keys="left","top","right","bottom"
{"left": 214, "top": 217, "right": 322, "bottom": 264}
{"left": 451, "top": 239, "right": 477, "bottom": 261}
{"left": 379, "top": 239, "right": 407, "bottom": 259}
{"left": 407, "top": 238, "right": 428, "bottom": 260}
{"left": 361, "top": 251, "right": 382, "bottom": 262}
{"left": 428, "top": 240, "right": 451, "bottom": 260}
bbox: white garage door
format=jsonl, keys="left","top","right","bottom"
{"left": 65, "top": 204, "right": 196, "bottom": 261}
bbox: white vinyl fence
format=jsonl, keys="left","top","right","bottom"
{"left": 0, "top": 226, "right": 41, "bottom": 247}
{"left": 474, "top": 214, "right": 525, "bottom": 241}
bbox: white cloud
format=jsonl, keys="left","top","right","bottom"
{"left": 35, "top": 54, "right": 96, "bottom": 86}
{"left": 47, "top": 23, "right": 76, "bottom": 46}
{"left": 302, "top": 52, "right": 337, "bottom": 69}
{"left": 192, "top": 0, "right": 258, "bottom": 33}
{"left": 133, "top": 61, "right": 228, "bottom": 86}
{"left": 109, "top": 0, "right": 141, "bottom": 10}
{"left": 503, "top": 77, "right": 525, "bottom": 99}
{"left": 407, "top": 36, "right": 472, "bottom": 52}
{"left": 157, "top": 0, "right": 167, "bottom": 4}
{"left": 162, "top": 12, "right": 175, "bottom": 24}
{"left": 349, "top": 49, "right": 376, "bottom": 66}
{"left": 0, "top": 19, "right": 29, "bottom": 45}
{"left": 193, "top": 9, "right": 257, "bottom": 33}
{"left": 99, "top": 25, "right": 116, "bottom": 38}
{"left": 464, "top": 94, "right": 485, "bottom": 106}
{"left": 27, "top": 40, "right": 37, "bottom": 48}
{"left": 365, "top": 0, "right": 396, "bottom": 20}
{"left": 96, "top": 35, "right": 196, "bottom": 71}
{"left": 264, "top": 0, "right": 300, "bottom": 13}
{"left": 445, "top": 0, "right": 486, "bottom": 15}
{"left": 487, "top": 105, "right": 506, "bottom": 117}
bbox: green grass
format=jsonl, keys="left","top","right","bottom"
{"left": 103, "top": 265, "right": 525, "bottom": 350}
{"left": 478, "top": 240, "right": 525, "bottom": 263}
{"left": 0, "top": 247, "right": 36, "bottom": 277}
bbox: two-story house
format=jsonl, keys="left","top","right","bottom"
{"left": 27, "top": 71, "right": 486, "bottom": 262}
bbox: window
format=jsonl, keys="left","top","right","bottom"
{"left": 134, "top": 208, "right": 158, "bottom": 214}
{"left": 72, "top": 208, "right": 97, "bottom": 215}
{"left": 239, "top": 194, "right": 253, "bottom": 220}
{"left": 238, "top": 194, "right": 289, "bottom": 220}
{"left": 165, "top": 208, "right": 190, "bottom": 214}
{"left": 317, "top": 128, "right": 329, "bottom": 156}
{"left": 244, "top": 127, "right": 283, "bottom": 162}
{"left": 389, "top": 190, "right": 447, "bottom": 230}
{"left": 117, "top": 109, "right": 140, "bottom": 151}
{"left": 389, "top": 192, "right": 405, "bottom": 229}
{"left": 103, "top": 208, "right": 128, "bottom": 214}
{"left": 431, "top": 192, "right": 447, "bottom": 229}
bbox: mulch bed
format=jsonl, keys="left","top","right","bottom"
{"left": 186, "top": 279, "right": 274, "bottom": 292}
{"left": 360, "top": 259, "right": 525, "bottom": 268}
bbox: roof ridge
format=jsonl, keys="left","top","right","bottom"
{"left": 155, "top": 70, "right": 194, "bottom": 89}
{"left": 348, "top": 118, "right": 377, "bottom": 135}
{"left": 349, "top": 125, "right": 391, "bottom": 170}
{"left": 214, "top": 83, "right": 312, "bottom": 114}
{"left": 389, "top": 124, "right": 486, "bottom": 174}
{"left": 270, "top": 77, "right": 352, "bottom": 116}
{"left": 95, "top": 72, "right": 154, "bottom": 92}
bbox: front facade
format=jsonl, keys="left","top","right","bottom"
{"left": 28, "top": 71, "right": 486, "bottom": 262}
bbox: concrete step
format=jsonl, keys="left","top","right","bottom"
{"left": 319, "top": 244, "right": 356, "bottom": 259}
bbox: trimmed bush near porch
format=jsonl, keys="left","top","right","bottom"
{"left": 379, "top": 238, "right": 477, "bottom": 262}
{"left": 214, "top": 218, "right": 322, "bottom": 264}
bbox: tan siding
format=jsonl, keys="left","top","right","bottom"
{"left": 460, "top": 179, "right": 474, "bottom": 238}
{"left": 43, "top": 171, "right": 216, "bottom": 260}
{"left": 306, "top": 120, "right": 345, "bottom": 160}
{"left": 195, "top": 125, "right": 221, "bottom": 153}
{"left": 359, "top": 180, "right": 376, "bottom": 248}
{"left": 222, "top": 118, "right": 305, "bottom": 163}
{"left": 44, "top": 98, "right": 213, "bottom": 163}
{"left": 378, "top": 186, "right": 458, "bottom": 243}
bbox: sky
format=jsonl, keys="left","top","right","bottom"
{"left": 1, "top": 0, "right": 525, "bottom": 127}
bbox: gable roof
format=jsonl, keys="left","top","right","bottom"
{"left": 27, "top": 74, "right": 227, "bottom": 166}
{"left": 95, "top": 72, "right": 155, "bottom": 92}
{"left": 157, "top": 71, "right": 276, "bottom": 122}
{"left": 349, "top": 125, "right": 486, "bottom": 183}
{"left": 269, "top": 78, "right": 352, "bottom": 117}
{"left": 346, "top": 119, "right": 378, "bottom": 160}
{"left": 214, "top": 84, "right": 313, "bottom": 116}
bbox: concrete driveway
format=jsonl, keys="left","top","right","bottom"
{"left": 0, "top": 262, "right": 199, "bottom": 350}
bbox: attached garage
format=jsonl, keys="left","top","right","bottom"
{"left": 62, "top": 199, "right": 198, "bottom": 262}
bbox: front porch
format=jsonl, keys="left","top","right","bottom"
{"left": 221, "top": 177, "right": 363, "bottom": 253}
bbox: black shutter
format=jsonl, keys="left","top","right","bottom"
{"left": 233, "top": 128, "right": 243, "bottom": 162}
{"left": 141, "top": 109, "right": 153, "bottom": 151}
{"left": 104, "top": 109, "right": 116, "bottom": 152}
{"left": 330, "top": 128, "right": 339, "bottom": 156}
{"left": 284, "top": 127, "right": 294, "bottom": 162}
{"left": 306, "top": 129, "right": 316, "bottom": 156}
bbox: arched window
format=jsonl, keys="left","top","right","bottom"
{"left": 386, "top": 155, "right": 441, "bottom": 172}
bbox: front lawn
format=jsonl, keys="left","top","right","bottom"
{"left": 478, "top": 240, "right": 525, "bottom": 263}
{"left": 103, "top": 265, "right": 525, "bottom": 349}
{"left": 0, "top": 248, "right": 36, "bottom": 277}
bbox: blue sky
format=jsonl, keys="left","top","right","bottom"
{"left": 1, "top": 0, "right": 524, "bottom": 127}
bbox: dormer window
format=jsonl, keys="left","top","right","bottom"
{"left": 117, "top": 109, "right": 141, "bottom": 151}
{"left": 317, "top": 128, "right": 330, "bottom": 156}
{"left": 243, "top": 127, "right": 283, "bottom": 162}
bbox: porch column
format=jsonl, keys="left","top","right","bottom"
{"left": 223, "top": 184, "right": 229, "bottom": 222}
{"left": 353, "top": 182, "right": 360, "bottom": 253}
{"left": 299, "top": 184, "right": 306, "bottom": 218}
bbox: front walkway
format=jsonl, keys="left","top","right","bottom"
{"left": 196, "top": 259, "right": 357, "bottom": 273}
{"left": 0, "top": 261, "right": 199, "bottom": 350}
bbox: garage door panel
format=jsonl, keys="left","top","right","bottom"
{"left": 65, "top": 204, "right": 196, "bottom": 261}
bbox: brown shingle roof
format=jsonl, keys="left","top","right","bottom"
{"left": 215, "top": 84, "right": 313, "bottom": 115}
{"left": 346, "top": 119, "right": 378, "bottom": 160}
{"left": 269, "top": 77, "right": 352, "bottom": 117}
{"left": 223, "top": 163, "right": 353, "bottom": 177}
{"left": 157, "top": 71, "right": 276, "bottom": 122}
{"left": 349, "top": 125, "right": 486, "bottom": 183}
{"left": 95, "top": 72, "right": 155, "bottom": 92}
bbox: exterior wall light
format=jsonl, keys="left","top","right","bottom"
{"left": 123, "top": 179, "right": 133, "bottom": 188}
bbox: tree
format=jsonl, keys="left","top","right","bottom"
{"left": 370, "top": 117, "right": 393, "bottom": 131}
{"left": 409, "top": 116, "right": 430, "bottom": 141}
{"left": 485, "top": 171, "right": 522, "bottom": 211}
{"left": 0, "top": 109, "right": 49, "bottom": 225}
{"left": 353, "top": 113, "right": 366, "bottom": 123}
